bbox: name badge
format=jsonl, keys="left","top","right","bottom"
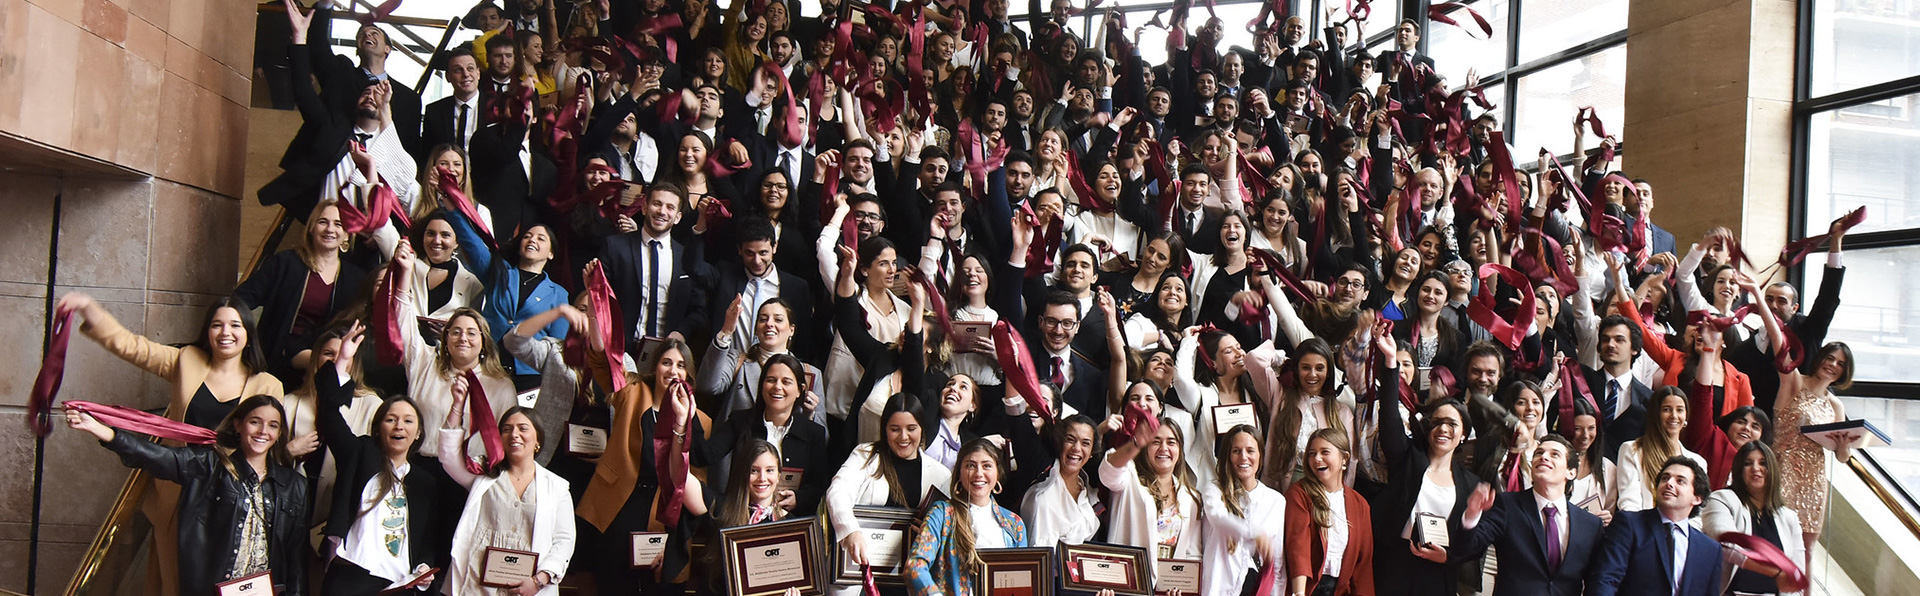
{"left": 216, "top": 571, "right": 271, "bottom": 596}
{"left": 1212, "top": 403, "right": 1258, "bottom": 436}
{"left": 568, "top": 424, "right": 608, "bottom": 456}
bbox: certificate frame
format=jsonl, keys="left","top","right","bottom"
{"left": 479, "top": 547, "right": 539, "bottom": 588}
{"left": 778, "top": 467, "right": 805, "bottom": 494}
{"left": 721, "top": 517, "right": 823, "bottom": 596}
{"left": 830, "top": 506, "right": 916, "bottom": 586}
{"left": 1059, "top": 542, "right": 1152, "bottom": 596}
{"left": 1153, "top": 558, "right": 1202, "bottom": 596}
{"left": 977, "top": 547, "right": 1057, "bottom": 596}
{"left": 215, "top": 571, "right": 272, "bottom": 596}
{"left": 1212, "top": 403, "right": 1259, "bottom": 436}
{"left": 1414, "top": 512, "right": 1449, "bottom": 548}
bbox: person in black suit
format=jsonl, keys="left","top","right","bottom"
{"left": 689, "top": 353, "right": 835, "bottom": 515}
{"left": 312, "top": 347, "right": 460, "bottom": 595}
{"left": 1589, "top": 457, "right": 1726, "bottom": 596}
{"left": 420, "top": 52, "right": 483, "bottom": 155}
{"left": 1371, "top": 392, "right": 1481, "bottom": 596}
{"left": 1145, "top": 164, "right": 1227, "bottom": 256}
{"left": 1729, "top": 216, "right": 1848, "bottom": 412}
{"left": 1433, "top": 435, "right": 1605, "bottom": 596}
{"left": 1587, "top": 315, "right": 1653, "bottom": 460}
{"left": 1027, "top": 289, "right": 1109, "bottom": 421}
{"left": 303, "top": 2, "right": 423, "bottom": 159}
{"left": 1376, "top": 19, "right": 1436, "bottom": 98}
{"left": 260, "top": 5, "right": 387, "bottom": 218}
{"left": 1629, "top": 179, "right": 1679, "bottom": 257}
{"left": 976, "top": 0, "right": 1028, "bottom": 50}
{"left": 692, "top": 216, "right": 815, "bottom": 355}
{"left": 604, "top": 182, "right": 711, "bottom": 345}
{"left": 465, "top": 93, "right": 558, "bottom": 240}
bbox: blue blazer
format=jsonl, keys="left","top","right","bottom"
{"left": 447, "top": 207, "right": 571, "bottom": 376}
{"left": 1589, "top": 509, "right": 1723, "bottom": 596}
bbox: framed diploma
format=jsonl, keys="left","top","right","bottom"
{"left": 631, "top": 532, "right": 669, "bottom": 568}
{"left": 1212, "top": 404, "right": 1258, "bottom": 436}
{"left": 721, "top": 517, "right": 823, "bottom": 596}
{"left": 830, "top": 506, "right": 915, "bottom": 586}
{"left": 1060, "top": 542, "right": 1151, "bottom": 595}
{"left": 1800, "top": 419, "right": 1889, "bottom": 452}
{"left": 215, "top": 571, "right": 272, "bottom": 596}
{"left": 1575, "top": 493, "right": 1605, "bottom": 517}
{"left": 977, "top": 547, "right": 1057, "bottom": 596}
{"left": 778, "top": 467, "right": 805, "bottom": 494}
{"left": 377, "top": 567, "right": 439, "bottom": 595}
{"left": 1414, "top": 512, "right": 1449, "bottom": 548}
{"left": 480, "top": 547, "right": 539, "bottom": 588}
{"left": 568, "top": 424, "right": 608, "bottom": 456}
{"left": 1153, "top": 558, "right": 1202, "bottom": 596}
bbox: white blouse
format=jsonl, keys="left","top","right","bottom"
{"left": 1021, "top": 466, "right": 1101, "bottom": 548}
{"left": 1200, "top": 482, "right": 1286, "bottom": 596}
{"left": 1615, "top": 439, "right": 1709, "bottom": 512}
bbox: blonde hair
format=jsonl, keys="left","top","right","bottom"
{"left": 434, "top": 307, "right": 510, "bottom": 380}
{"left": 1300, "top": 428, "right": 1351, "bottom": 529}
{"left": 1637, "top": 388, "right": 1688, "bottom": 488}
{"left": 412, "top": 145, "right": 475, "bottom": 224}
{"left": 295, "top": 199, "right": 345, "bottom": 271}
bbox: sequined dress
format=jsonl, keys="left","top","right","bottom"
{"left": 1775, "top": 388, "right": 1837, "bottom": 534}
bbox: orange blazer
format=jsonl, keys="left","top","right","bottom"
{"left": 576, "top": 380, "right": 712, "bottom": 532}
{"left": 1283, "top": 483, "right": 1376, "bottom": 596}
{"left": 1616, "top": 298, "right": 1752, "bottom": 418}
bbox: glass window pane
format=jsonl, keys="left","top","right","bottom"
{"left": 1356, "top": 3, "right": 1400, "bottom": 45}
{"left": 1804, "top": 247, "right": 1920, "bottom": 384}
{"left": 1428, "top": 0, "right": 1510, "bottom": 86}
{"left": 1810, "top": 0, "right": 1920, "bottom": 97}
{"left": 1511, "top": 44, "right": 1625, "bottom": 156}
{"left": 1516, "top": 0, "right": 1627, "bottom": 64}
{"left": 1804, "top": 90, "right": 1920, "bottom": 234}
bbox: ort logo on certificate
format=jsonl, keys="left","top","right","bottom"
{"left": 216, "top": 572, "right": 271, "bottom": 596}
{"left": 1213, "top": 403, "right": 1258, "bottom": 436}
{"left": 631, "top": 532, "right": 668, "bottom": 568}
{"left": 569, "top": 424, "right": 607, "bottom": 456}
{"left": 745, "top": 544, "right": 806, "bottom": 588}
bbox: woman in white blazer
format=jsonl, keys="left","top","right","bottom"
{"left": 825, "top": 393, "right": 952, "bottom": 593}
{"left": 1100, "top": 382, "right": 1205, "bottom": 572}
{"left": 1702, "top": 441, "right": 1805, "bottom": 596}
{"left": 1201, "top": 425, "right": 1287, "bottom": 596}
{"left": 440, "top": 398, "right": 574, "bottom": 596}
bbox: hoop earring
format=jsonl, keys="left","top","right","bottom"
{"left": 992, "top": 482, "right": 1002, "bottom": 495}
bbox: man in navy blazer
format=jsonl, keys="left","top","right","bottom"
{"left": 604, "top": 182, "right": 711, "bottom": 347}
{"left": 1589, "top": 457, "right": 1725, "bottom": 596}
{"left": 1442, "top": 435, "right": 1604, "bottom": 596}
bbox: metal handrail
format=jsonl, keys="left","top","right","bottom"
{"left": 60, "top": 470, "right": 151, "bottom": 596}
{"left": 1848, "top": 449, "right": 1920, "bottom": 539}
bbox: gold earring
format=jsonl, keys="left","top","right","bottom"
{"left": 992, "top": 482, "right": 1002, "bottom": 494}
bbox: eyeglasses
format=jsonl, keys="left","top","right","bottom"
{"left": 1334, "top": 279, "right": 1367, "bottom": 289}
{"left": 852, "top": 212, "right": 884, "bottom": 222}
{"left": 1040, "top": 317, "right": 1080, "bottom": 331}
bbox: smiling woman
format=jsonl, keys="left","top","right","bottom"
{"left": 235, "top": 199, "right": 371, "bottom": 386}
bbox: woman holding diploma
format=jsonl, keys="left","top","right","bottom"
{"left": 65, "top": 396, "right": 308, "bottom": 596}
{"left": 1101, "top": 382, "right": 1205, "bottom": 569}
{"left": 826, "top": 394, "right": 952, "bottom": 590}
{"left": 1200, "top": 425, "right": 1287, "bottom": 596}
{"left": 1283, "top": 429, "right": 1375, "bottom": 596}
{"left": 440, "top": 396, "right": 574, "bottom": 596}
{"left": 905, "top": 439, "right": 1029, "bottom": 596}
{"left": 1750, "top": 280, "right": 1853, "bottom": 580}
{"left": 313, "top": 325, "right": 460, "bottom": 596}
{"left": 1371, "top": 315, "right": 1477, "bottom": 596}
{"left": 575, "top": 339, "right": 711, "bottom": 594}
{"left": 1020, "top": 414, "right": 1102, "bottom": 547}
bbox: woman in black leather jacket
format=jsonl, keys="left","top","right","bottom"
{"left": 66, "top": 395, "right": 308, "bottom": 596}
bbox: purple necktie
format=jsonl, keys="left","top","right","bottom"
{"left": 1051, "top": 356, "right": 1068, "bottom": 387}
{"left": 1544, "top": 504, "right": 1563, "bottom": 572}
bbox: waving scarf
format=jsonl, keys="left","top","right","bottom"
{"left": 63, "top": 400, "right": 217, "bottom": 444}
{"left": 652, "top": 379, "right": 696, "bottom": 527}
{"left": 907, "top": 267, "right": 953, "bottom": 340}
{"left": 1777, "top": 206, "right": 1866, "bottom": 269}
{"left": 27, "top": 306, "right": 76, "bottom": 437}
{"left": 564, "top": 260, "right": 628, "bottom": 393}
{"left": 462, "top": 370, "right": 506, "bottom": 476}
{"left": 369, "top": 257, "right": 408, "bottom": 367}
{"left": 438, "top": 168, "right": 497, "bottom": 250}
{"left": 337, "top": 182, "right": 412, "bottom": 235}
{"left": 991, "top": 321, "right": 1055, "bottom": 420}
{"left": 1426, "top": 2, "right": 1493, "bottom": 37}
{"left": 1465, "top": 264, "right": 1537, "bottom": 351}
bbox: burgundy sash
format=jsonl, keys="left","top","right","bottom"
{"left": 651, "top": 378, "right": 696, "bottom": 527}
{"left": 991, "top": 321, "right": 1054, "bottom": 420}
{"left": 461, "top": 370, "right": 506, "bottom": 476}
{"left": 65, "top": 400, "right": 217, "bottom": 445}
{"left": 27, "top": 306, "right": 75, "bottom": 437}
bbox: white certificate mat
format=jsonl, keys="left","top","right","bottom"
{"left": 631, "top": 532, "right": 669, "bottom": 568}
{"left": 742, "top": 539, "right": 808, "bottom": 589}
{"left": 1079, "top": 557, "right": 1134, "bottom": 586}
{"left": 568, "top": 424, "right": 608, "bottom": 456}
{"left": 215, "top": 571, "right": 272, "bottom": 596}
{"left": 864, "top": 528, "right": 907, "bottom": 568}
{"left": 1155, "top": 558, "right": 1202, "bottom": 594}
{"left": 1213, "top": 404, "right": 1258, "bottom": 435}
{"left": 1416, "top": 512, "right": 1449, "bottom": 548}
{"left": 480, "top": 547, "right": 538, "bottom": 587}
